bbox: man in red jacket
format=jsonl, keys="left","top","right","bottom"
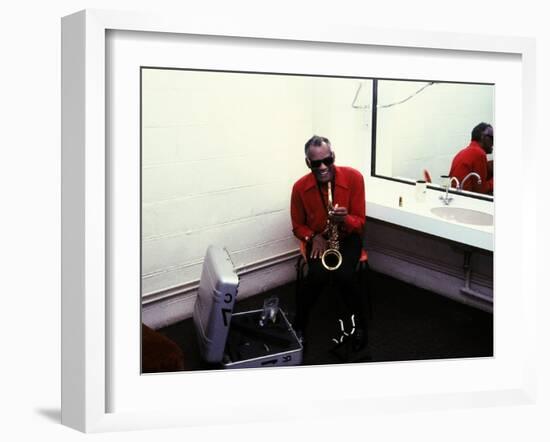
{"left": 290, "top": 135, "right": 367, "bottom": 351}
{"left": 449, "top": 123, "right": 494, "bottom": 194}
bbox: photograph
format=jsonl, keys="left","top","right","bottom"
{"left": 139, "top": 68, "right": 494, "bottom": 373}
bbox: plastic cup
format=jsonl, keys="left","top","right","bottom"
{"left": 259, "top": 296, "right": 279, "bottom": 326}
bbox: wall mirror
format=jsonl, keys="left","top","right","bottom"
{"left": 372, "top": 79, "right": 495, "bottom": 200}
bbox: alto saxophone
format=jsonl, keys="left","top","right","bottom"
{"left": 321, "top": 181, "right": 343, "bottom": 271}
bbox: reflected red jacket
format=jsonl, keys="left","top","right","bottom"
{"left": 290, "top": 166, "right": 366, "bottom": 242}
{"left": 449, "top": 141, "right": 493, "bottom": 194}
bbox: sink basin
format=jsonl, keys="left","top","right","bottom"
{"left": 430, "top": 207, "right": 493, "bottom": 226}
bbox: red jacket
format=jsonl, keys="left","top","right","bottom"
{"left": 449, "top": 141, "right": 493, "bottom": 194}
{"left": 290, "top": 165, "right": 366, "bottom": 241}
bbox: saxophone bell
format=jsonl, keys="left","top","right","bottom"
{"left": 321, "top": 248, "right": 343, "bottom": 271}
{"left": 321, "top": 181, "right": 343, "bottom": 271}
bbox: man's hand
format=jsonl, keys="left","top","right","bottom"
{"left": 329, "top": 204, "right": 348, "bottom": 224}
{"left": 310, "top": 235, "right": 328, "bottom": 259}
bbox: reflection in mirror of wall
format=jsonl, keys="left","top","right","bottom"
{"left": 372, "top": 79, "right": 494, "bottom": 198}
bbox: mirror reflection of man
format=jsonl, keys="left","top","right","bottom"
{"left": 449, "top": 122, "right": 494, "bottom": 194}
{"left": 290, "top": 135, "right": 367, "bottom": 351}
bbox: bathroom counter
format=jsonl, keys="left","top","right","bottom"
{"left": 365, "top": 179, "right": 494, "bottom": 251}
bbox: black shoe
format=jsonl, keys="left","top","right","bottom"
{"left": 351, "top": 327, "right": 366, "bottom": 352}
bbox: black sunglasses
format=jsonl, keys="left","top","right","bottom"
{"left": 309, "top": 155, "right": 334, "bottom": 169}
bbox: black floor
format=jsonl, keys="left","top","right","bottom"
{"left": 157, "top": 269, "right": 493, "bottom": 371}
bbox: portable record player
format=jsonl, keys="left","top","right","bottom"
{"left": 193, "top": 245, "right": 303, "bottom": 369}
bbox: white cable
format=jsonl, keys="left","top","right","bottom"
{"left": 378, "top": 82, "right": 436, "bottom": 109}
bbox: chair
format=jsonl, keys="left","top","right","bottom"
{"left": 423, "top": 169, "right": 432, "bottom": 183}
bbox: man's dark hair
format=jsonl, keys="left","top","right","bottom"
{"left": 304, "top": 135, "right": 331, "bottom": 154}
{"left": 471, "top": 123, "right": 492, "bottom": 142}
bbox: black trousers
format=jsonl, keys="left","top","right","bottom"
{"left": 295, "top": 233, "right": 366, "bottom": 334}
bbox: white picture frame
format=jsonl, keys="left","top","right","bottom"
{"left": 61, "top": 9, "right": 537, "bottom": 433}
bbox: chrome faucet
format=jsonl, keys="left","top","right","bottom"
{"left": 460, "top": 172, "right": 482, "bottom": 190}
{"left": 440, "top": 177, "right": 460, "bottom": 205}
